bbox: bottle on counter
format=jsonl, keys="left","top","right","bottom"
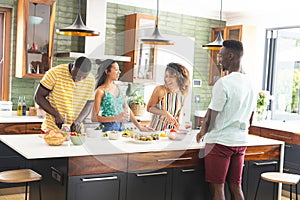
{"left": 22, "top": 96, "right": 27, "bottom": 116}
{"left": 61, "top": 114, "right": 70, "bottom": 132}
{"left": 17, "top": 96, "right": 22, "bottom": 116}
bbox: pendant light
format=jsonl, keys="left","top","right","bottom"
{"left": 140, "top": 0, "right": 174, "bottom": 45}
{"left": 29, "top": 3, "right": 40, "bottom": 51}
{"left": 202, "top": 0, "right": 224, "bottom": 50}
{"left": 56, "top": 0, "right": 100, "bottom": 37}
{"left": 29, "top": 3, "right": 43, "bottom": 25}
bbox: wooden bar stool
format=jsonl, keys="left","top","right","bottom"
{"left": 0, "top": 169, "right": 42, "bottom": 200}
{"left": 254, "top": 172, "right": 300, "bottom": 200}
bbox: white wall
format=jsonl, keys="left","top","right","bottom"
{"left": 144, "top": 35, "right": 195, "bottom": 125}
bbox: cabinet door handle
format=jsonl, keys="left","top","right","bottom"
{"left": 32, "top": 128, "right": 41, "bottom": 130}
{"left": 81, "top": 176, "right": 118, "bottom": 182}
{"left": 285, "top": 144, "right": 292, "bottom": 148}
{"left": 269, "top": 133, "right": 292, "bottom": 140}
{"left": 181, "top": 169, "right": 196, "bottom": 173}
{"left": 253, "top": 161, "right": 278, "bottom": 166}
{"left": 157, "top": 157, "right": 192, "bottom": 162}
{"left": 283, "top": 168, "right": 290, "bottom": 172}
{"left": 245, "top": 152, "right": 265, "bottom": 156}
{"left": 136, "top": 171, "right": 167, "bottom": 177}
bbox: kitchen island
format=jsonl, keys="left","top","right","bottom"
{"left": 0, "top": 131, "right": 284, "bottom": 200}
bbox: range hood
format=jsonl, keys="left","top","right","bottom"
{"left": 69, "top": 0, "right": 130, "bottom": 62}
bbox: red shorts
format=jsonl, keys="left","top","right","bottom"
{"left": 204, "top": 143, "right": 246, "bottom": 184}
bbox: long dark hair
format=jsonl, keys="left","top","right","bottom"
{"left": 95, "top": 59, "right": 116, "bottom": 90}
{"left": 165, "top": 63, "right": 190, "bottom": 95}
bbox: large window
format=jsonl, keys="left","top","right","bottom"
{"left": 265, "top": 27, "right": 300, "bottom": 120}
{"left": 0, "top": 7, "right": 11, "bottom": 101}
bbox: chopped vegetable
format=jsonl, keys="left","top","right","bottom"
{"left": 95, "top": 125, "right": 104, "bottom": 130}
{"left": 103, "top": 132, "right": 108, "bottom": 137}
{"left": 135, "top": 133, "right": 159, "bottom": 141}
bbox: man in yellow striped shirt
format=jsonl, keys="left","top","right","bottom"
{"left": 34, "top": 56, "right": 95, "bottom": 133}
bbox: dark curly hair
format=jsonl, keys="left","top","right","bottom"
{"left": 223, "top": 40, "right": 244, "bottom": 57}
{"left": 165, "top": 63, "right": 190, "bottom": 95}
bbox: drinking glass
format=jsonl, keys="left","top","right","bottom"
{"left": 184, "top": 121, "right": 192, "bottom": 132}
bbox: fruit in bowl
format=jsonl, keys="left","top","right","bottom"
{"left": 70, "top": 132, "right": 86, "bottom": 145}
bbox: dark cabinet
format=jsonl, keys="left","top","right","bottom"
{"left": 283, "top": 143, "right": 300, "bottom": 193}
{"left": 284, "top": 143, "right": 300, "bottom": 170}
{"left": 0, "top": 141, "right": 26, "bottom": 188}
{"left": 68, "top": 172, "right": 126, "bottom": 200}
{"left": 244, "top": 160, "right": 279, "bottom": 200}
{"left": 126, "top": 169, "right": 172, "bottom": 200}
{"left": 171, "top": 166, "right": 209, "bottom": 200}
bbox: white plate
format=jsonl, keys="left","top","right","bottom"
{"left": 131, "top": 139, "right": 154, "bottom": 144}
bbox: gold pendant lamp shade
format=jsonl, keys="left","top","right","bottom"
{"left": 202, "top": 32, "right": 223, "bottom": 50}
{"left": 140, "top": 0, "right": 174, "bottom": 45}
{"left": 202, "top": 0, "right": 224, "bottom": 50}
{"left": 56, "top": 0, "right": 100, "bottom": 37}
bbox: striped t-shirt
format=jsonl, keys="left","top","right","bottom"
{"left": 40, "top": 64, "right": 95, "bottom": 131}
{"left": 150, "top": 92, "right": 184, "bottom": 131}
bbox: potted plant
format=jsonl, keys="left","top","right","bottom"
{"left": 127, "top": 92, "right": 146, "bottom": 116}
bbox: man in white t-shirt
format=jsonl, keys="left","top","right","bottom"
{"left": 196, "top": 40, "right": 256, "bottom": 200}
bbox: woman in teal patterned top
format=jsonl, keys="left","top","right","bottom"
{"left": 92, "top": 59, "right": 151, "bottom": 132}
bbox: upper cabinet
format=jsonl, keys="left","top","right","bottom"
{"left": 16, "top": 0, "right": 56, "bottom": 78}
{"left": 208, "top": 25, "right": 256, "bottom": 85}
{"left": 122, "top": 13, "right": 157, "bottom": 83}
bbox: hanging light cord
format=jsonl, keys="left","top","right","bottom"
{"left": 33, "top": 3, "right": 37, "bottom": 43}
{"left": 219, "top": 0, "right": 223, "bottom": 27}
{"left": 78, "top": 0, "right": 81, "bottom": 18}
{"left": 155, "top": 0, "right": 159, "bottom": 28}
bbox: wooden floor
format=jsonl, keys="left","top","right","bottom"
{"left": 0, "top": 187, "right": 294, "bottom": 200}
{"left": 0, "top": 193, "right": 294, "bottom": 200}
{"left": 0, "top": 193, "right": 24, "bottom": 200}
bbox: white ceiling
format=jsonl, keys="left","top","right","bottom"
{"left": 108, "top": 0, "right": 300, "bottom": 27}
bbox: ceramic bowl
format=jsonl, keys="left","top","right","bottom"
{"left": 108, "top": 131, "right": 122, "bottom": 140}
{"left": 86, "top": 128, "right": 101, "bottom": 138}
{"left": 70, "top": 135, "right": 86, "bottom": 145}
{"left": 166, "top": 129, "right": 187, "bottom": 141}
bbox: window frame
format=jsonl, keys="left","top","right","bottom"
{"left": 264, "top": 26, "right": 300, "bottom": 120}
